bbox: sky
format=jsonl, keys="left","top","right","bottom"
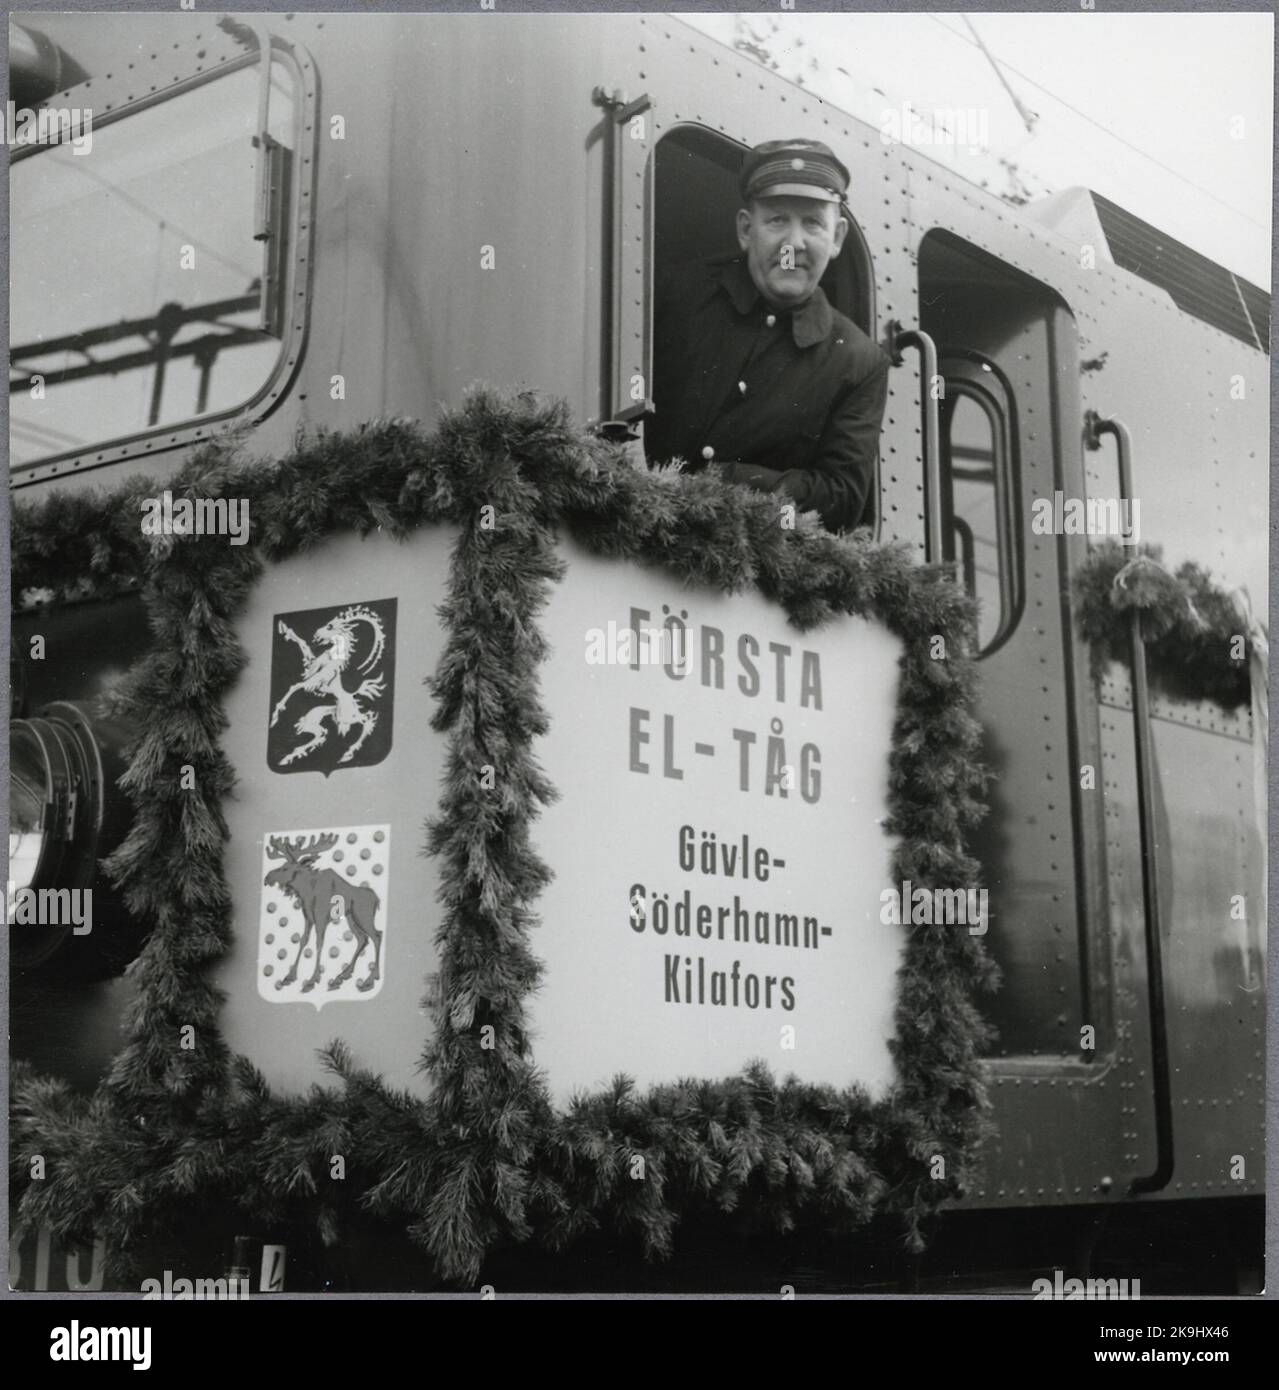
{"left": 681, "top": 11, "right": 1272, "bottom": 289}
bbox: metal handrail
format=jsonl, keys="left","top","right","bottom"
{"left": 888, "top": 321, "right": 943, "bottom": 562}
{"left": 1084, "top": 408, "right": 1175, "bottom": 1196}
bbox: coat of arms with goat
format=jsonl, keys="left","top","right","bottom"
{"left": 267, "top": 598, "right": 396, "bottom": 775}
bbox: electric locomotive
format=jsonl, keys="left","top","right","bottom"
{"left": 8, "top": 11, "right": 1266, "bottom": 1293}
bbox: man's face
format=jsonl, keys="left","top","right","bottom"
{"left": 736, "top": 195, "right": 848, "bottom": 309}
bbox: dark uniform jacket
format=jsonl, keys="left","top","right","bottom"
{"left": 645, "top": 255, "right": 891, "bottom": 532}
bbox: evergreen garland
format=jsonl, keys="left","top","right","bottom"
{"left": 1072, "top": 541, "right": 1253, "bottom": 710}
{"left": 11, "top": 390, "right": 996, "bottom": 1285}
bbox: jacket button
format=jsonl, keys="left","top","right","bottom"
{"left": 765, "top": 314, "right": 777, "bottom": 328}
{"left": 738, "top": 381, "right": 748, "bottom": 395}
{"left": 701, "top": 446, "right": 715, "bottom": 461}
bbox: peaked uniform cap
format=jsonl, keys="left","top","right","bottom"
{"left": 739, "top": 138, "right": 850, "bottom": 203}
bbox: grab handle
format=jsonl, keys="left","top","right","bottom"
{"left": 1085, "top": 409, "right": 1174, "bottom": 1196}
{"left": 889, "top": 322, "right": 943, "bottom": 561}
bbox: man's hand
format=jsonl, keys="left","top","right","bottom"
{"left": 720, "top": 461, "right": 785, "bottom": 493}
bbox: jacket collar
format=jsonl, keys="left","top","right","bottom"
{"left": 717, "top": 256, "right": 833, "bottom": 349}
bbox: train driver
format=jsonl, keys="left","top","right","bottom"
{"left": 645, "top": 138, "right": 891, "bottom": 534}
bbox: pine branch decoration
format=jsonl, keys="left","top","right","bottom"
{"left": 11, "top": 387, "right": 995, "bottom": 1285}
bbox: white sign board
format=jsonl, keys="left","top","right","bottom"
{"left": 530, "top": 537, "right": 905, "bottom": 1102}
{"left": 216, "top": 528, "right": 455, "bottom": 1099}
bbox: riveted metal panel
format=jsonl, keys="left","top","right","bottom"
{"left": 1075, "top": 256, "right": 1268, "bottom": 630}
{"left": 882, "top": 91, "right": 1265, "bottom": 1210}
{"left": 919, "top": 256, "right": 1098, "bottom": 1063}
{"left": 1099, "top": 706, "right": 1265, "bottom": 1200}
{"left": 907, "top": 219, "right": 1126, "bottom": 1207}
{"left": 1100, "top": 667, "right": 1253, "bottom": 742}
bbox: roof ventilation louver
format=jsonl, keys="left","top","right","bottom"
{"left": 1091, "top": 191, "right": 1268, "bottom": 353}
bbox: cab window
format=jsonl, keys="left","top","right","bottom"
{"left": 647, "top": 124, "right": 876, "bottom": 523}
{"left": 10, "top": 57, "right": 297, "bottom": 468}
{"left": 938, "top": 358, "right": 1022, "bottom": 655}
{"left": 653, "top": 124, "right": 873, "bottom": 336}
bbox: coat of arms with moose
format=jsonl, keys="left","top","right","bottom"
{"left": 258, "top": 825, "right": 389, "bottom": 1005}
{"left": 267, "top": 598, "right": 396, "bottom": 775}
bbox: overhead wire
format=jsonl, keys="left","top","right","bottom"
{"left": 926, "top": 12, "right": 1267, "bottom": 233}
